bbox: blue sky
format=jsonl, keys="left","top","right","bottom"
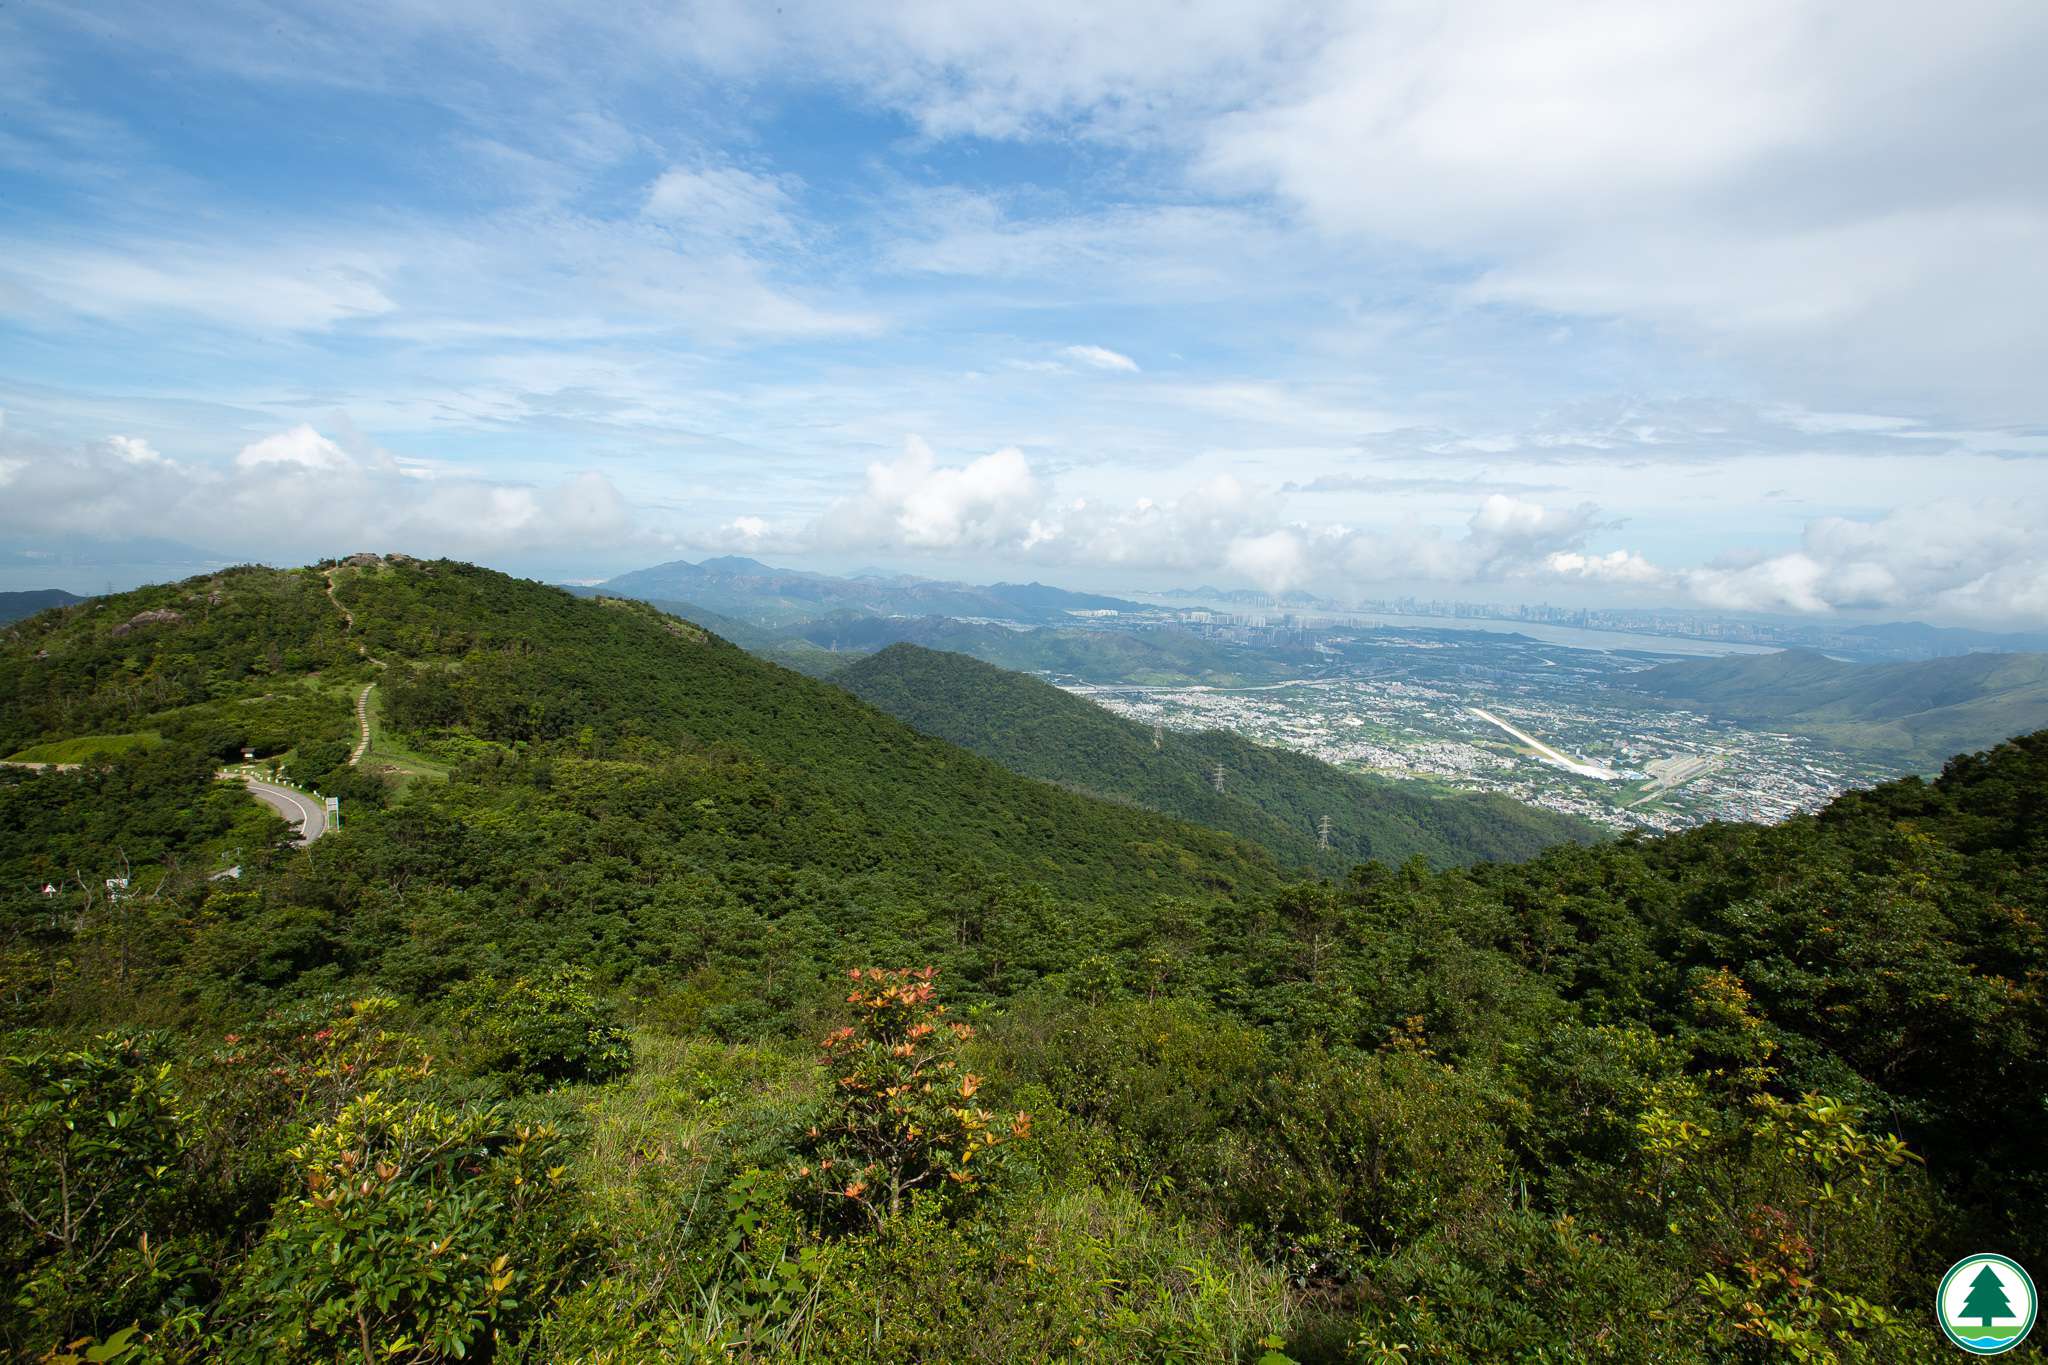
{"left": 3, "top": 0, "right": 2047, "bottom": 623}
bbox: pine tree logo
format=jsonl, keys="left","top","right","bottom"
{"left": 1938, "top": 1254, "right": 2037, "bottom": 1354}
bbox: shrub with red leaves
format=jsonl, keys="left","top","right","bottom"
{"left": 795, "top": 967, "right": 1029, "bottom": 1227}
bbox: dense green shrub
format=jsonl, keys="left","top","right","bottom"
{"left": 1219, "top": 1042, "right": 1510, "bottom": 1278}
{"left": 449, "top": 968, "right": 633, "bottom": 1089}
{"left": 219, "top": 1094, "right": 585, "bottom": 1362}
{"left": 999, "top": 996, "right": 1266, "bottom": 1195}
{"left": 0, "top": 1033, "right": 201, "bottom": 1355}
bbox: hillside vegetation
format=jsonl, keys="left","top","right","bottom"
{"left": 838, "top": 642, "right": 1595, "bottom": 869}
{"left": 1627, "top": 645, "right": 2048, "bottom": 769}
{"left": 0, "top": 556, "right": 2042, "bottom": 1361}
{"left": 784, "top": 610, "right": 1291, "bottom": 685}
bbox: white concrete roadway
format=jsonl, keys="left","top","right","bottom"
{"left": 243, "top": 777, "right": 329, "bottom": 844}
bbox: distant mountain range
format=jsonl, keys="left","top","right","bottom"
{"left": 592, "top": 555, "right": 2048, "bottom": 668}
{"left": 837, "top": 642, "right": 1597, "bottom": 869}
{"left": 1834, "top": 621, "right": 2048, "bottom": 660}
{"left": 0, "top": 588, "right": 86, "bottom": 626}
{"left": 1624, "top": 647, "right": 2048, "bottom": 770}
{"left": 596, "top": 556, "right": 1146, "bottom": 627}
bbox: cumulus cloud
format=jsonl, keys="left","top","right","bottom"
{"left": 0, "top": 424, "right": 654, "bottom": 564}
{"left": 821, "top": 437, "right": 1042, "bottom": 552}
{"left": 107, "top": 435, "right": 171, "bottom": 467}
{"left": 1061, "top": 344, "right": 1139, "bottom": 372}
{"left": 1544, "top": 550, "right": 1668, "bottom": 587}
{"left": 1682, "top": 500, "right": 2048, "bottom": 624}
{"left": 800, "top": 436, "right": 1636, "bottom": 598}
{"left": 234, "top": 425, "right": 351, "bottom": 471}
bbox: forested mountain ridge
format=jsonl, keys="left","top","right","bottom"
{"left": 2, "top": 554, "right": 2044, "bottom": 1361}
{"left": 598, "top": 554, "right": 1146, "bottom": 627}
{"left": 3, "top": 557, "right": 1276, "bottom": 904}
{"left": 838, "top": 642, "right": 1597, "bottom": 869}
{"left": 1626, "top": 644, "right": 2048, "bottom": 769}
{"left": 0, "top": 588, "right": 86, "bottom": 626}
{"left": 781, "top": 610, "right": 1290, "bottom": 685}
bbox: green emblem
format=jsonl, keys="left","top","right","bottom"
{"left": 1938, "top": 1254, "right": 2036, "bottom": 1355}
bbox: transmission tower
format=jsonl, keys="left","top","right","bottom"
{"left": 1317, "top": 815, "right": 1332, "bottom": 851}
{"left": 1211, "top": 762, "right": 1226, "bottom": 794}
{"left": 1152, "top": 722, "right": 1164, "bottom": 752}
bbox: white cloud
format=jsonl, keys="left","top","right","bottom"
{"left": 0, "top": 239, "right": 396, "bottom": 332}
{"left": 1061, "top": 344, "right": 1139, "bottom": 372}
{"left": 822, "top": 436, "right": 1042, "bottom": 551}
{"left": 1200, "top": 0, "right": 2048, "bottom": 413}
{"left": 643, "top": 164, "right": 799, "bottom": 244}
{"left": 1224, "top": 529, "right": 1308, "bottom": 595}
{"left": 107, "top": 435, "right": 170, "bottom": 467}
{"left": 235, "top": 425, "right": 351, "bottom": 471}
{"left": 801, "top": 437, "right": 1626, "bottom": 597}
{"left": 1544, "top": 550, "right": 1668, "bottom": 587}
{"left": 0, "top": 424, "right": 655, "bottom": 563}
{"left": 1682, "top": 500, "right": 2048, "bottom": 624}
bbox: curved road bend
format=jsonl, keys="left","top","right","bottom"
{"left": 243, "top": 778, "right": 328, "bottom": 845}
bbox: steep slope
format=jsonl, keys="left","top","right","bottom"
{"left": 563, "top": 588, "right": 845, "bottom": 676}
{"left": 1625, "top": 647, "right": 2048, "bottom": 769}
{"left": 779, "top": 612, "right": 1296, "bottom": 686}
{"left": 1, "top": 564, "right": 361, "bottom": 758}
{"left": 837, "top": 643, "right": 1598, "bottom": 869}
{"left": 2, "top": 557, "right": 1275, "bottom": 906}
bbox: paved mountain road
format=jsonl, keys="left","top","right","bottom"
{"left": 243, "top": 777, "right": 328, "bottom": 845}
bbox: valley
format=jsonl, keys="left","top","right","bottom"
{"left": 1050, "top": 621, "right": 1894, "bottom": 832}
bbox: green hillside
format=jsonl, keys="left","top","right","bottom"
{"left": 3, "top": 557, "right": 1275, "bottom": 908}
{"left": 1626, "top": 646, "right": 2048, "bottom": 769}
{"left": 0, "top": 588, "right": 86, "bottom": 626}
{"left": 5, "top": 555, "right": 2045, "bottom": 1361}
{"left": 838, "top": 643, "right": 1597, "bottom": 869}
{"left": 780, "top": 611, "right": 1296, "bottom": 685}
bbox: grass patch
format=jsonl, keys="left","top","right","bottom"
{"left": 6, "top": 731, "right": 163, "bottom": 763}
{"left": 359, "top": 683, "right": 452, "bottom": 788}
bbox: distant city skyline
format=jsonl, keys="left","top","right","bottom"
{"left": 3, "top": 2, "right": 2046, "bottom": 623}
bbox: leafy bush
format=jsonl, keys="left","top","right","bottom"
{"left": 280, "top": 738, "right": 351, "bottom": 790}
{"left": 221, "top": 1093, "right": 585, "bottom": 1362}
{"left": 0, "top": 1034, "right": 200, "bottom": 1355}
{"left": 999, "top": 996, "right": 1265, "bottom": 1195}
{"left": 796, "top": 967, "right": 1030, "bottom": 1226}
{"left": 1219, "top": 1043, "right": 1509, "bottom": 1278}
{"left": 449, "top": 969, "right": 633, "bottom": 1090}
